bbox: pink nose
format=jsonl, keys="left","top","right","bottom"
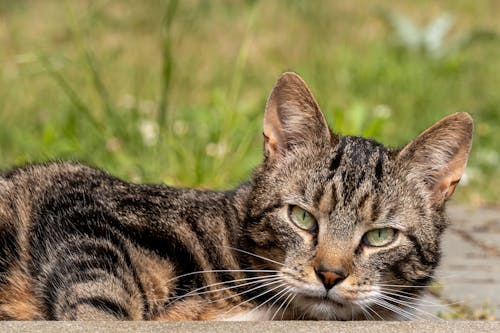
{"left": 315, "top": 267, "right": 347, "bottom": 290}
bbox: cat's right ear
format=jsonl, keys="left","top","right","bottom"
{"left": 263, "top": 72, "right": 331, "bottom": 159}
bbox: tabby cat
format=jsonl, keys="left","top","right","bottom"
{"left": 0, "top": 72, "right": 472, "bottom": 321}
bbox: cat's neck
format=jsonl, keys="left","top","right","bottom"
{"left": 227, "top": 181, "right": 253, "bottom": 222}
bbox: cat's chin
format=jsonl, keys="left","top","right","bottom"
{"left": 292, "top": 293, "right": 361, "bottom": 320}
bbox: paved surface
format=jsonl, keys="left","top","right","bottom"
{"left": 422, "top": 205, "right": 500, "bottom": 319}
{"left": 1, "top": 321, "right": 499, "bottom": 333}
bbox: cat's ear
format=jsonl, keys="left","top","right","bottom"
{"left": 397, "top": 112, "right": 473, "bottom": 205}
{"left": 263, "top": 72, "right": 331, "bottom": 159}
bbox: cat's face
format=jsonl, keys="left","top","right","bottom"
{"left": 243, "top": 72, "right": 473, "bottom": 320}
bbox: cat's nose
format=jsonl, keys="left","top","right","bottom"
{"left": 315, "top": 266, "right": 347, "bottom": 290}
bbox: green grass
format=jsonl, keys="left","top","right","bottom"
{"left": 0, "top": 0, "right": 499, "bottom": 204}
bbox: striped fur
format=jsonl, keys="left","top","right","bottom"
{"left": 0, "top": 73, "right": 472, "bottom": 320}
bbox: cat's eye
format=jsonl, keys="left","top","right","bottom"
{"left": 288, "top": 205, "right": 317, "bottom": 231}
{"left": 363, "top": 228, "right": 397, "bottom": 247}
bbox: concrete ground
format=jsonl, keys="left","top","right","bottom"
{"left": 0, "top": 321, "right": 499, "bottom": 333}
{"left": 422, "top": 205, "right": 500, "bottom": 319}
{"left": 0, "top": 205, "right": 499, "bottom": 331}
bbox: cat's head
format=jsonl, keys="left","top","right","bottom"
{"left": 244, "top": 72, "right": 473, "bottom": 320}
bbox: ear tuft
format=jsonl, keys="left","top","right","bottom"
{"left": 263, "top": 72, "right": 331, "bottom": 159}
{"left": 398, "top": 112, "right": 473, "bottom": 205}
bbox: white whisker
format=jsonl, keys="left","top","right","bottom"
{"left": 359, "top": 304, "right": 374, "bottom": 320}
{"left": 280, "top": 293, "right": 296, "bottom": 320}
{"left": 165, "top": 269, "right": 280, "bottom": 284}
{"left": 378, "top": 283, "right": 430, "bottom": 289}
{"left": 379, "top": 288, "right": 439, "bottom": 306}
{"left": 166, "top": 275, "right": 281, "bottom": 305}
{"left": 208, "top": 279, "right": 284, "bottom": 305}
{"left": 264, "top": 287, "right": 291, "bottom": 318}
{"left": 244, "top": 285, "right": 289, "bottom": 319}
{"left": 271, "top": 289, "right": 293, "bottom": 320}
{"left": 365, "top": 304, "right": 384, "bottom": 320}
{"left": 221, "top": 246, "right": 293, "bottom": 269}
{"left": 372, "top": 298, "right": 422, "bottom": 321}
{"left": 378, "top": 294, "right": 442, "bottom": 321}
{"left": 222, "top": 282, "right": 288, "bottom": 316}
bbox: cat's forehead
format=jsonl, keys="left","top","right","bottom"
{"left": 328, "top": 135, "right": 388, "bottom": 172}
{"left": 322, "top": 137, "right": 386, "bottom": 213}
{"left": 279, "top": 135, "right": 392, "bottom": 182}
{"left": 277, "top": 135, "right": 394, "bottom": 205}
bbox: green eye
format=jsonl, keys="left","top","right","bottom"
{"left": 363, "top": 228, "right": 397, "bottom": 247}
{"left": 289, "top": 205, "right": 317, "bottom": 231}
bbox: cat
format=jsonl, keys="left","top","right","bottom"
{"left": 0, "top": 72, "right": 472, "bottom": 321}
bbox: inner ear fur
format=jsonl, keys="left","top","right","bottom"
{"left": 263, "top": 72, "right": 332, "bottom": 159}
{"left": 397, "top": 112, "right": 473, "bottom": 205}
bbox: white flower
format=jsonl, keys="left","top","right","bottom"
{"left": 205, "top": 142, "right": 228, "bottom": 158}
{"left": 173, "top": 120, "right": 188, "bottom": 136}
{"left": 373, "top": 104, "right": 392, "bottom": 119}
{"left": 139, "top": 120, "right": 159, "bottom": 146}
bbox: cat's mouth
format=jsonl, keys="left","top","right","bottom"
{"left": 290, "top": 290, "right": 363, "bottom": 320}
{"left": 296, "top": 292, "right": 347, "bottom": 308}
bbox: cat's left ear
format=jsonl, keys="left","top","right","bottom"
{"left": 397, "top": 112, "right": 473, "bottom": 205}
{"left": 263, "top": 72, "right": 332, "bottom": 159}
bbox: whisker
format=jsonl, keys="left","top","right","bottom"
{"left": 378, "top": 283, "right": 430, "bottom": 289}
{"left": 165, "top": 275, "right": 281, "bottom": 305}
{"left": 222, "top": 282, "right": 288, "bottom": 316}
{"left": 372, "top": 298, "right": 422, "bottom": 321}
{"left": 359, "top": 304, "right": 374, "bottom": 321}
{"left": 165, "top": 269, "right": 281, "bottom": 285}
{"left": 280, "top": 293, "right": 296, "bottom": 320}
{"left": 365, "top": 304, "right": 384, "bottom": 321}
{"left": 243, "top": 285, "right": 289, "bottom": 319}
{"left": 380, "top": 286, "right": 465, "bottom": 308}
{"left": 372, "top": 300, "right": 414, "bottom": 321}
{"left": 221, "top": 246, "right": 293, "bottom": 269}
{"left": 207, "top": 279, "right": 284, "bottom": 305}
{"left": 271, "top": 289, "right": 294, "bottom": 320}
{"left": 379, "top": 288, "right": 441, "bottom": 306}
{"left": 264, "top": 287, "right": 291, "bottom": 319}
{"left": 378, "top": 294, "right": 442, "bottom": 320}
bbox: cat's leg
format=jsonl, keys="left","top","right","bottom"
{"left": 36, "top": 238, "right": 148, "bottom": 320}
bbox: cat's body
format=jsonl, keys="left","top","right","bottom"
{"left": 0, "top": 162, "right": 253, "bottom": 320}
{"left": 0, "top": 73, "right": 472, "bottom": 321}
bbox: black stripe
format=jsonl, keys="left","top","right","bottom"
{"left": 180, "top": 210, "right": 233, "bottom": 285}
{"left": 357, "top": 193, "right": 369, "bottom": 212}
{"left": 0, "top": 223, "right": 19, "bottom": 284}
{"left": 330, "top": 182, "right": 338, "bottom": 210}
{"left": 312, "top": 186, "right": 324, "bottom": 207}
{"left": 247, "top": 202, "right": 282, "bottom": 224}
{"left": 374, "top": 147, "right": 384, "bottom": 182}
{"left": 71, "top": 296, "right": 130, "bottom": 319}
{"left": 407, "top": 235, "right": 440, "bottom": 268}
{"left": 328, "top": 137, "right": 346, "bottom": 179}
{"left": 371, "top": 196, "right": 381, "bottom": 222}
{"left": 384, "top": 253, "right": 434, "bottom": 293}
{"left": 391, "top": 259, "right": 414, "bottom": 284}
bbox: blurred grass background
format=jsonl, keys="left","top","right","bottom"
{"left": 0, "top": 0, "right": 499, "bottom": 205}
